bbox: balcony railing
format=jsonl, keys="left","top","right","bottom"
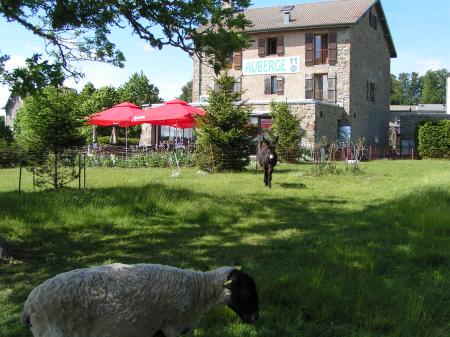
{"left": 314, "top": 90, "right": 325, "bottom": 101}
{"left": 314, "top": 49, "right": 329, "bottom": 65}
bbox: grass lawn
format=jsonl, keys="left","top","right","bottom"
{"left": 0, "top": 160, "right": 449, "bottom": 337}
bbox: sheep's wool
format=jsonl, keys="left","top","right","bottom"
{"left": 22, "top": 263, "right": 234, "bottom": 337}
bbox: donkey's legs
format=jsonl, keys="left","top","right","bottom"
{"left": 268, "top": 165, "right": 273, "bottom": 188}
{"left": 263, "top": 166, "right": 268, "bottom": 186}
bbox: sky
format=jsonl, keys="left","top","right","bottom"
{"left": 1, "top": 0, "right": 450, "bottom": 116}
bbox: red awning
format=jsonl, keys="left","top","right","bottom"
{"left": 134, "top": 99, "right": 205, "bottom": 128}
{"left": 87, "top": 102, "right": 145, "bottom": 127}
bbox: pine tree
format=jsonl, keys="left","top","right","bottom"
{"left": 196, "top": 73, "right": 253, "bottom": 172}
{"left": 268, "top": 101, "right": 304, "bottom": 161}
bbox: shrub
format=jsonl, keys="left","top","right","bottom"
{"left": 268, "top": 101, "right": 304, "bottom": 162}
{"left": 417, "top": 121, "right": 450, "bottom": 159}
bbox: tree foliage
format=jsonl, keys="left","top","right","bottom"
{"left": 268, "top": 101, "right": 304, "bottom": 161}
{"left": 0, "top": 116, "right": 13, "bottom": 143}
{"left": 0, "top": 0, "right": 252, "bottom": 94}
{"left": 390, "top": 69, "right": 447, "bottom": 105}
{"left": 118, "top": 72, "right": 161, "bottom": 106}
{"left": 180, "top": 80, "right": 193, "bottom": 102}
{"left": 421, "top": 69, "right": 448, "bottom": 104}
{"left": 15, "top": 86, "right": 85, "bottom": 188}
{"left": 196, "top": 73, "right": 253, "bottom": 172}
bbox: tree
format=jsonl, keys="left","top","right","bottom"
{"left": 390, "top": 74, "right": 404, "bottom": 105}
{"left": 0, "top": 1, "right": 252, "bottom": 94}
{"left": 409, "top": 72, "right": 423, "bottom": 105}
{"left": 196, "top": 73, "right": 253, "bottom": 172}
{"left": 15, "top": 87, "right": 85, "bottom": 188}
{"left": 268, "top": 101, "right": 304, "bottom": 161}
{"left": 421, "top": 69, "right": 448, "bottom": 104}
{"left": 118, "top": 72, "right": 160, "bottom": 106}
{"left": 180, "top": 80, "right": 193, "bottom": 102}
{"left": 0, "top": 117, "right": 13, "bottom": 143}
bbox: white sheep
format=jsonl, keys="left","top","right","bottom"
{"left": 21, "top": 263, "right": 259, "bottom": 337}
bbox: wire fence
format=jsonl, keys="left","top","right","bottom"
{"left": 0, "top": 142, "right": 424, "bottom": 192}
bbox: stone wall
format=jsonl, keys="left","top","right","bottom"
{"left": 349, "top": 7, "right": 391, "bottom": 148}
{"left": 399, "top": 113, "right": 450, "bottom": 144}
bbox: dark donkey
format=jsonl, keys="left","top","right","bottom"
{"left": 256, "top": 136, "right": 278, "bottom": 188}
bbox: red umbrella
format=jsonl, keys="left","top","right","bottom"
{"left": 136, "top": 99, "right": 205, "bottom": 128}
{"left": 88, "top": 102, "right": 144, "bottom": 127}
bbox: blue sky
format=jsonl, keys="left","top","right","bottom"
{"left": 1, "top": 0, "right": 450, "bottom": 115}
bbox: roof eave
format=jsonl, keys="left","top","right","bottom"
{"left": 244, "top": 23, "right": 352, "bottom": 35}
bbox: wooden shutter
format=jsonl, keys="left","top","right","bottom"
{"left": 258, "top": 38, "right": 266, "bottom": 57}
{"left": 327, "top": 73, "right": 336, "bottom": 103}
{"left": 328, "top": 31, "right": 337, "bottom": 65}
{"left": 276, "top": 36, "right": 285, "bottom": 56}
{"left": 264, "top": 77, "right": 271, "bottom": 95}
{"left": 305, "top": 33, "right": 314, "bottom": 66}
{"left": 305, "top": 74, "right": 313, "bottom": 99}
{"left": 233, "top": 51, "right": 242, "bottom": 70}
{"left": 277, "top": 77, "right": 284, "bottom": 95}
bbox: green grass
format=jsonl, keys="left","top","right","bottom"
{"left": 1, "top": 160, "right": 449, "bottom": 337}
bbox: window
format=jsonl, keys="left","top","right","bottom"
{"left": 270, "top": 76, "right": 278, "bottom": 94}
{"left": 313, "top": 74, "right": 328, "bottom": 101}
{"left": 314, "top": 34, "right": 328, "bottom": 65}
{"left": 258, "top": 36, "right": 284, "bottom": 57}
{"left": 306, "top": 32, "right": 336, "bottom": 66}
{"left": 264, "top": 76, "right": 284, "bottom": 95}
{"left": 266, "top": 38, "right": 277, "bottom": 55}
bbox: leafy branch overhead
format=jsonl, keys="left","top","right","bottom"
{"left": 0, "top": 0, "right": 252, "bottom": 94}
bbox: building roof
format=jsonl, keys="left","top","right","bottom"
{"left": 241, "top": 0, "right": 396, "bottom": 57}
{"left": 390, "top": 104, "right": 447, "bottom": 113}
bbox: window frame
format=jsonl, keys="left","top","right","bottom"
{"left": 266, "top": 37, "right": 278, "bottom": 56}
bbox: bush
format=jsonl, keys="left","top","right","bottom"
{"left": 417, "top": 121, "right": 450, "bottom": 159}
{"left": 0, "top": 140, "right": 20, "bottom": 168}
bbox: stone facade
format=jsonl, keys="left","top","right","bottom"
{"left": 192, "top": 1, "right": 395, "bottom": 149}
{"left": 349, "top": 6, "right": 391, "bottom": 148}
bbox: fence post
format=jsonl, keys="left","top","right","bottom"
{"left": 411, "top": 148, "right": 414, "bottom": 160}
{"left": 78, "top": 154, "right": 81, "bottom": 189}
{"left": 18, "top": 151, "right": 23, "bottom": 194}
{"left": 32, "top": 166, "right": 35, "bottom": 191}
{"left": 369, "top": 146, "right": 372, "bottom": 161}
{"left": 83, "top": 154, "right": 86, "bottom": 188}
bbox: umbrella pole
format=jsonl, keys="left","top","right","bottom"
{"left": 126, "top": 126, "right": 128, "bottom": 160}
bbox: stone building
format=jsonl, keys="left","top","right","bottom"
{"left": 4, "top": 94, "right": 22, "bottom": 130}
{"left": 192, "top": 0, "right": 396, "bottom": 148}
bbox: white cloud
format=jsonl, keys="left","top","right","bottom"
{"left": 5, "top": 54, "right": 26, "bottom": 71}
{"left": 416, "top": 59, "right": 447, "bottom": 74}
{"left": 141, "top": 44, "right": 155, "bottom": 54}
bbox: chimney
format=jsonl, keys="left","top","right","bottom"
{"left": 447, "top": 73, "right": 450, "bottom": 114}
{"left": 222, "top": 0, "right": 234, "bottom": 10}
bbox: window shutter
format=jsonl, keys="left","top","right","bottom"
{"left": 233, "top": 51, "right": 242, "bottom": 70}
{"left": 305, "top": 74, "right": 313, "bottom": 99}
{"left": 328, "top": 31, "right": 337, "bottom": 65}
{"left": 277, "top": 77, "right": 284, "bottom": 95}
{"left": 327, "top": 73, "right": 337, "bottom": 103}
{"left": 305, "top": 33, "right": 314, "bottom": 66}
{"left": 276, "top": 36, "right": 285, "bottom": 56}
{"left": 264, "top": 77, "right": 271, "bottom": 95}
{"left": 258, "top": 38, "right": 266, "bottom": 57}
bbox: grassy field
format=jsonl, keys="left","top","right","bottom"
{"left": 0, "top": 160, "right": 449, "bottom": 337}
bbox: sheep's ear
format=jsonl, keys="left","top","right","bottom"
{"left": 223, "top": 279, "right": 233, "bottom": 289}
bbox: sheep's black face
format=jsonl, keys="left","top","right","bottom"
{"left": 224, "top": 269, "right": 259, "bottom": 324}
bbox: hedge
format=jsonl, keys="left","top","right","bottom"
{"left": 417, "top": 120, "right": 450, "bottom": 159}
